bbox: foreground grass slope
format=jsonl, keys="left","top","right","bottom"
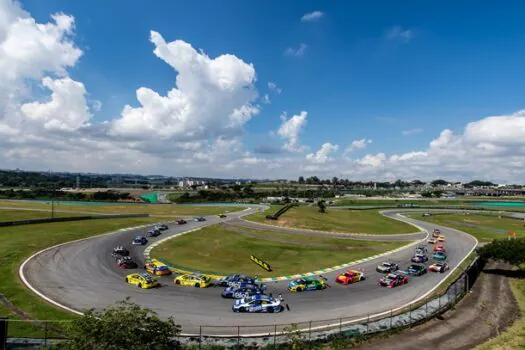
{"left": 409, "top": 212, "right": 525, "bottom": 242}
{"left": 152, "top": 224, "right": 408, "bottom": 277}
{"left": 245, "top": 205, "right": 416, "bottom": 234}
{"left": 0, "top": 199, "right": 242, "bottom": 217}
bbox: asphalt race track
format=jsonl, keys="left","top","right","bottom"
{"left": 22, "top": 207, "right": 477, "bottom": 335}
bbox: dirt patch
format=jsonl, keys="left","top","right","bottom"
{"left": 356, "top": 262, "right": 519, "bottom": 350}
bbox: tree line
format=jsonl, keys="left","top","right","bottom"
{"left": 0, "top": 189, "right": 133, "bottom": 201}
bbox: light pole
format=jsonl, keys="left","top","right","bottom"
{"left": 48, "top": 169, "right": 55, "bottom": 218}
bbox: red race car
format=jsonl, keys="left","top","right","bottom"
{"left": 378, "top": 272, "right": 408, "bottom": 288}
{"left": 433, "top": 244, "right": 446, "bottom": 252}
{"left": 335, "top": 270, "right": 365, "bottom": 285}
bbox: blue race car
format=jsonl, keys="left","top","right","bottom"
{"left": 218, "top": 274, "right": 257, "bottom": 287}
{"left": 222, "top": 285, "right": 265, "bottom": 299}
{"left": 146, "top": 229, "right": 161, "bottom": 237}
{"left": 194, "top": 217, "right": 206, "bottom": 222}
{"left": 433, "top": 251, "right": 448, "bottom": 260}
{"left": 132, "top": 236, "right": 148, "bottom": 245}
{"left": 410, "top": 254, "right": 428, "bottom": 263}
{"left": 232, "top": 295, "right": 282, "bottom": 313}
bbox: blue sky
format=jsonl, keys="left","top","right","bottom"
{"left": 1, "top": 0, "right": 525, "bottom": 181}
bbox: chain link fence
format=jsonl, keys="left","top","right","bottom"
{"left": 4, "top": 257, "right": 483, "bottom": 349}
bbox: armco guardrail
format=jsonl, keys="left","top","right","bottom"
{"left": 265, "top": 203, "right": 297, "bottom": 220}
{"left": 5, "top": 257, "right": 484, "bottom": 348}
{"left": 0, "top": 213, "right": 149, "bottom": 227}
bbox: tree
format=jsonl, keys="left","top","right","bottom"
{"left": 478, "top": 238, "right": 525, "bottom": 268}
{"left": 318, "top": 199, "right": 326, "bottom": 213}
{"left": 57, "top": 299, "right": 180, "bottom": 350}
{"left": 298, "top": 176, "right": 305, "bottom": 184}
{"left": 431, "top": 179, "right": 449, "bottom": 186}
{"left": 421, "top": 191, "right": 433, "bottom": 198}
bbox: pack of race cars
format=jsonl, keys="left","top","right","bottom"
{"left": 116, "top": 224, "right": 452, "bottom": 313}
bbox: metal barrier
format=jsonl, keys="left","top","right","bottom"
{"left": 4, "top": 257, "right": 483, "bottom": 349}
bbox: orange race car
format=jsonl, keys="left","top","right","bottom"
{"left": 433, "top": 244, "right": 446, "bottom": 252}
{"left": 335, "top": 270, "right": 365, "bottom": 285}
{"left": 437, "top": 235, "right": 446, "bottom": 242}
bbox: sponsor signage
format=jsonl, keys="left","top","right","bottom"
{"left": 250, "top": 255, "right": 272, "bottom": 272}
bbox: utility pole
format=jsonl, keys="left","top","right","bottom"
{"left": 49, "top": 170, "right": 55, "bottom": 218}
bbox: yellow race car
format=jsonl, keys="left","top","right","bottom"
{"left": 125, "top": 272, "right": 158, "bottom": 289}
{"left": 437, "top": 235, "right": 446, "bottom": 242}
{"left": 144, "top": 259, "right": 171, "bottom": 276}
{"left": 174, "top": 273, "right": 212, "bottom": 288}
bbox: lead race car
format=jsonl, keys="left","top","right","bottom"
{"left": 232, "top": 295, "right": 282, "bottom": 313}
{"left": 288, "top": 277, "right": 326, "bottom": 292}
{"left": 335, "top": 269, "right": 365, "bottom": 285}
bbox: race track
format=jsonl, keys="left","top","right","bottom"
{"left": 21, "top": 208, "right": 477, "bottom": 335}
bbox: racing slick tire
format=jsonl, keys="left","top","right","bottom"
{"left": 138, "top": 283, "right": 142, "bottom": 288}
{"left": 125, "top": 278, "right": 128, "bottom": 283}
{"left": 239, "top": 307, "right": 246, "bottom": 313}
{"left": 268, "top": 308, "right": 274, "bottom": 313}
{"left": 175, "top": 280, "right": 180, "bottom": 285}
{"left": 195, "top": 283, "right": 200, "bottom": 288}
{"left": 296, "top": 287, "right": 303, "bottom": 292}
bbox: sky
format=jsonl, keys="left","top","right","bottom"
{"left": 1, "top": 0, "right": 525, "bottom": 183}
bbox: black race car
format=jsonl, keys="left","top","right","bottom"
{"left": 116, "top": 256, "right": 138, "bottom": 269}
{"left": 146, "top": 229, "right": 161, "bottom": 237}
{"left": 112, "top": 246, "right": 129, "bottom": 258}
{"left": 176, "top": 219, "right": 187, "bottom": 225}
{"left": 218, "top": 214, "right": 227, "bottom": 218}
{"left": 403, "top": 264, "right": 427, "bottom": 276}
{"left": 154, "top": 224, "right": 169, "bottom": 231}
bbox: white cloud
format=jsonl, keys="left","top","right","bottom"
{"left": 301, "top": 11, "right": 324, "bottom": 22}
{"left": 343, "top": 138, "right": 372, "bottom": 155}
{"left": 20, "top": 76, "right": 91, "bottom": 131}
{"left": 357, "top": 153, "right": 386, "bottom": 168}
{"left": 385, "top": 26, "right": 413, "bottom": 43}
{"left": 277, "top": 111, "right": 308, "bottom": 152}
{"left": 268, "top": 81, "right": 282, "bottom": 94}
{"left": 110, "top": 31, "right": 259, "bottom": 143}
{"left": 402, "top": 128, "right": 423, "bottom": 136}
{"left": 306, "top": 143, "right": 339, "bottom": 163}
{"left": 284, "top": 43, "right": 308, "bottom": 57}
{"left": 262, "top": 94, "right": 271, "bottom": 104}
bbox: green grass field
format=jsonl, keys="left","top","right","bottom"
{"left": 151, "top": 224, "right": 408, "bottom": 277}
{"left": 244, "top": 205, "right": 416, "bottom": 234}
{"left": 0, "top": 200, "right": 242, "bottom": 217}
{"left": 0, "top": 216, "right": 160, "bottom": 337}
{"left": 408, "top": 213, "right": 525, "bottom": 242}
{"left": 0, "top": 208, "right": 83, "bottom": 222}
{"left": 334, "top": 199, "right": 466, "bottom": 206}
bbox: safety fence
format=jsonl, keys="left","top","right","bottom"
{"left": 3, "top": 257, "right": 484, "bottom": 349}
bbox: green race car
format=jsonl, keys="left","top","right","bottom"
{"left": 287, "top": 277, "right": 326, "bottom": 292}
{"left": 433, "top": 251, "right": 447, "bottom": 260}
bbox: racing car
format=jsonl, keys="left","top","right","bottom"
{"left": 432, "top": 251, "right": 448, "bottom": 260}
{"left": 154, "top": 224, "right": 168, "bottom": 231}
{"left": 217, "top": 275, "right": 257, "bottom": 287}
{"left": 176, "top": 219, "right": 187, "bottom": 225}
{"left": 401, "top": 264, "right": 427, "bottom": 276}
{"left": 376, "top": 262, "right": 399, "bottom": 273}
{"left": 427, "top": 238, "right": 437, "bottom": 244}
{"left": 174, "top": 273, "right": 212, "bottom": 288}
{"left": 125, "top": 272, "right": 158, "bottom": 289}
{"left": 217, "top": 214, "right": 227, "bottom": 218}
{"left": 432, "top": 229, "right": 441, "bottom": 238}
{"left": 112, "top": 246, "right": 129, "bottom": 257}
{"left": 411, "top": 254, "right": 428, "bottom": 263}
{"left": 415, "top": 246, "right": 428, "bottom": 255}
{"left": 433, "top": 244, "right": 446, "bottom": 252}
{"left": 378, "top": 272, "right": 408, "bottom": 288}
{"left": 146, "top": 229, "right": 161, "bottom": 237}
{"left": 428, "top": 262, "right": 450, "bottom": 273}
{"left": 144, "top": 259, "right": 171, "bottom": 276}
{"left": 335, "top": 269, "right": 365, "bottom": 285}
{"left": 194, "top": 217, "right": 206, "bottom": 222}
{"left": 288, "top": 277, "right": 326, "bottom": 292}
{"left": 221, "top": 285, "right": 265, "bottom": 299}
{"left": 232, "top": 295, "right": 282, "bottom": 313}
{"left": 437, "top": 236, "right": 446, "bottom": 242}
{"left": 116, "top": 256, "right": 138, "bottom": 269}
{"left": 132, "top": 236, "right": 148, "bottom": 245}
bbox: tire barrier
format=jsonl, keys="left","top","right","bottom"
{"left": 0, "top": 213, "right": 149, "bottom": 227}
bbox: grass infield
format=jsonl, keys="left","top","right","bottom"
{"left": 244, "top": 205, "right": 416, "bottom": 234}
{"left": 0, "top": 208, "right": 82, "bottom": 222}
{"left": 151, "top": 224, "right": 408, "bottom": 277}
